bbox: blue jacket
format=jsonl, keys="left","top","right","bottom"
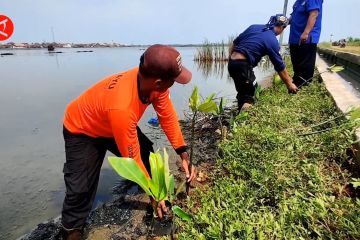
{"left": 233, "top": 24, "right": 285, "bottom": 72}
{"left": 289, "top": 0, "right": 323, "bottom": 44}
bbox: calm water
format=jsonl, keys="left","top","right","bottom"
{"left": 0, "top": 47, "right": 272, "bottom": 240}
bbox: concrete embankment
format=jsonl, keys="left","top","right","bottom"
{"left": 318, "top": 47, "right": 360, "bottom": 81}
{"left": 317, "top": 54, "right": 360, "bottom": 168}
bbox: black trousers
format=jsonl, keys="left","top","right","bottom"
{"left": 61, "top": 126, "right": 153, "bottom": 230}
{"left": 228, "top": 59, "right": 257, "bottom": 109}
{"left": 290, "top": 43, "right": 317, "bottom": 87}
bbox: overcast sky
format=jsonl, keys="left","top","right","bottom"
{"left": 1, "top": 0, "right": 359, "bottom": 44}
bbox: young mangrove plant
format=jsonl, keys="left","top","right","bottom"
{"left": 215, "top": 97, "right": 227, "bottom": 140}
{"left": 187, "top": 86, "right": 217, "bottom": 194}
{"left": 108, "top": 149, "right": 192, "bottom": 222}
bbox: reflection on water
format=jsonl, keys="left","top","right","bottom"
{"left": 195, "top": 56, "right": 274, "bottom": 86}
{"left": 195, "top": 60, "right": 229, "bottom": 80}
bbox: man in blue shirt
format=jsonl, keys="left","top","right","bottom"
{"left": 289, "top": 0, "right": 323, "bottom": 87}
{"left": 229, "top": 14, "right": 297, "bottom": 111}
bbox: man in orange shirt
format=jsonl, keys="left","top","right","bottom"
{"left": 61, "top": 44, "right": 195, "bottom": 239}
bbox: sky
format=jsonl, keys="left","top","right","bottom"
{"left": 1, "top": 0, "right": 359, "bottom": 44}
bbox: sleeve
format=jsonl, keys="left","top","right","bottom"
{"left": 108, "top": 109, "right": 150, "bottom": 178}
{"left": 267, "top": 37, "right": 286, "bottom": 72}
{"left": 152, "top": 90, "right": 187, "bottom": 154}
{"left": 306, "top": 0, "right": 322, "bottom": 12}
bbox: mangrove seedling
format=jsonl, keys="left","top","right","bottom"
{"left": 108, "top": 149, "right": 192, "bottom": 222}
{"left": 215, "top": 97, "right": 227, "bottom": 140}
{"left": 187, "top": 86, "right": 217, "bottom": 194}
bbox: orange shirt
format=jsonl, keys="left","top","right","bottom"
{"left": 63, "top": 67, "right": 186, "bottom": 177}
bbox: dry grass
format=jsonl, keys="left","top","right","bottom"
{"left": 319, "top": 43, "right": 360, "bottom": 55}
{"left": 329, "top": 46, "right": 360, "bottom": 55}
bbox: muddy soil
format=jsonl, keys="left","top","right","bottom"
{"left": 20, "top": 108, "right": 234, "bottom": 240}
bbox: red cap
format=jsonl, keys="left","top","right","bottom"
{"left": 140, "top": 44, "right": 192, "bottom": 84}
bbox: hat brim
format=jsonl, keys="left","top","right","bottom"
{"left": 174, "top": 66, "right": 192, "bottom": 84}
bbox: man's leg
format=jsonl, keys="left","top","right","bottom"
{"left": 61, "top": 127, "right": 106, "bottom": 233}
{"left": 302, "top": 44, "right": 317, "bottom": 82}
{"left": 290, "top": 44, "right": 318, "bottom": 87}
{"left": 228, "top": 59, "right": 256, "bottom": 110}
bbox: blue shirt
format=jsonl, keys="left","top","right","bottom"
{"left": 233, "top": 24, "right": 285, "bottom": 72}
{"left": 289, "top": 0, "right": 323, "bottom": 44}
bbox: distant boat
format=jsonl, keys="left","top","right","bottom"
{"left": 76, "top": 50, "right": 93, "bottom": 53}
{"left": 0, "top": 53, "right": 14, "bottom": 56}
{"left": 48, "top": 27, "right": 56, "bottom": 52}
{"left": 48, "top": 44, "right": 55, "bottom": 51}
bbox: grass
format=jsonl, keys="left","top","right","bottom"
{"left": 176, "top": 62, "right": 360, "bottom": 239}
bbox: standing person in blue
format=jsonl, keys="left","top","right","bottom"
{"left": 228, "top": 14, "right": 298, "bottom": 111}
{"left": 289, "top": 0, "right": 323, "bottom": 87}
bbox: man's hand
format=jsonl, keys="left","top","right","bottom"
{"left": 180, "top": 152, "right": 196, "bottom": 182}
{"left": 287, "top": 82, "right": 298, "bottom": 93}
{"left": 299, "top": 31, "right": 309, "bottom": 45}
{"left": 150, "top": 198, "right": 168, "bottom": 219}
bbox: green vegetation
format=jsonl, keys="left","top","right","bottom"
{"left": 188, "top": 87, "right": 218, "bottom": 193}
{"left": 194, "top": 37, "right": 234, "bottom": 62}
{"left": 347, "top": 37, "right": 360, "bottom": 47}
{"left": 177, "top": 64, "right": 360, "bottom": 239}
{"left": 108, "top": 149, "right": 191, "bottom": 221}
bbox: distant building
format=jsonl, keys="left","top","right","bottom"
{"left": 12, "top": 43, "right": 27, "bottom": 49}
{"left": 62, "top": 43, "right": 72, "bottom": 48}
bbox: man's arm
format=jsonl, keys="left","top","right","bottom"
{"left": 152, "top": 90, "right": 195, "bottom": 181}
{"left": 267, "top": 38, "right": 297, "bottom": 93}
{"left": 300, "top": 10, "right": 319, "bottom": 44}
{"left": 278, "top": 69, "right": 297, "bottom": 93}
{"left": 267, "top": 39, "right": 297, "bottom": 93}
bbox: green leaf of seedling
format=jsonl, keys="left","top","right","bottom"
{"left": 163, "top": 148, "right": 170, "bottom": 190}
{"left": 149, "top": 152, "right": 160, "bottom": 198}
{"left": 172, "top": 205, "right": 192, "bottom": 222}
{"left": 329, "top": 66, "right": 344, "bottom": 73}
{"left": 155, "top": 151, "right": 168, "bottom": 201}
{"left": 175, "top": 180, "right": 186, "bottom": 197}
{"left": 217, "top": 97, "right": 226, "bottom": 115}
{"left": 189, "top": 86, "right": 200, "bottom": 112}
{"left": 327, "top": 64, "right": 336, "bottom": 71}
{"left": 205, "top": 93, "right": 216, "bottom": 103}
{"left": 255, "top": 85, "right": 262, "bottom": 99}
{"left": 328, "top": 64, "right": 344, "bottom": 73}
{"left": 169, "top": 175, "right": 175, "bottom": 203}
{"left": 198, "top": 101, "right": 217, "bottom": 114}
{"left": 108, "top": 157, "right": 154, "bottom": 198}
